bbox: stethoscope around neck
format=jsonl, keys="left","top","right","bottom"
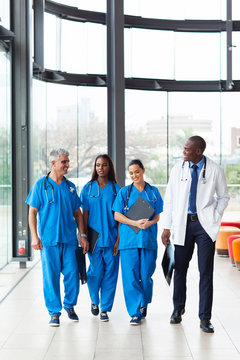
{"left": 44, "top": 172, "right": 74, "bottom": 203}
{"left": 88, "top": 180, "right": 117, "bottom": 198}
{"left": 181, "top": 157, "right": 207, "bottom": 184}
{"left": 124, "top": 182, "right": 157, "bottom": 211}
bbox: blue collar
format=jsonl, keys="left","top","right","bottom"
{"left": 190, "top": 155, "right": 205, "bottom": 170}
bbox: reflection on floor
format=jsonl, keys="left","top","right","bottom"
{"left": 0, "top": 246, "right": 240, "bottom": 360}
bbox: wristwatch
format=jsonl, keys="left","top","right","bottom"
{"left": 80, "top": 234, "right": 87, "bottom": 238}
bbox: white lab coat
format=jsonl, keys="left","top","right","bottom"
{"left": 162, "top": 156, "right": 230, "bottom": 246}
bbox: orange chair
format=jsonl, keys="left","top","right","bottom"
{"left": 228, "top": 235, "right": 240, "bottom": 265}
{"left": 232, "top": 239, "right": 240, "bottom": 270}
{"left": 221, "top": 222, "right": 240, "bottom": 229}
{"left": 216, "top": 227, "right": 240, "bottom": 256}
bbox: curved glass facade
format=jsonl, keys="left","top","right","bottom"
{"left": 0, "top": 0, "right": 238, "bottom": 267}
{"left": 30, "top": 0, "right": 240, "bottom": 219}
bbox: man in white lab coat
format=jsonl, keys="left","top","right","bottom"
{"left": 161, "top": 135, "right": 229, "bottom": 333}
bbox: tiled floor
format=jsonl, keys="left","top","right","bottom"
{"left": 0, "top": 246, "right": 240, "bottom": 360}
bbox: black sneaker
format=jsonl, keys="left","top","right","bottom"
{"left": 130, "top": 316, "right": 141, "bottom": 326}
{"left": 64, "top": 307, "right": 79, "bottom": 321}
{"left": 140, "top": 306, "right": 147, "bottom": 318}
{"left": 91, "top": 303, "right": 99, "bottom": 316}
{"left": 100, "top": 311, "right": 109, "bottom": 322}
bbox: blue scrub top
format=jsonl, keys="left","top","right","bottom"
{"left": 80, "top": 180, "right": 121, "bottom": 247}
{"left": 112, "top": 183, "right": 163, "bottom": 250}
{"left": 25, "top": 176, "right": 80, "bottom": 246}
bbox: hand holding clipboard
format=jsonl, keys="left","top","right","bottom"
{"left": 125, "top": 196, "right": 154, "bottom": 234}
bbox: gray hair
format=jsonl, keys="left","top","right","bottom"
{"left": 49, "top": 148, "right": 69, "bottom": 163}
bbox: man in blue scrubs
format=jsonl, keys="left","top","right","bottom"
{"left": 26, "top": 148, "right": 88, "bottom": 326}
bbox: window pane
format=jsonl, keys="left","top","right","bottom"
{"left": 0, "top": 51, "right": 12, "bottom": 268}
{"left": 175, "top": 33, "right": 221, "bottom": 80}
{"left": 232, "top": 32, "right": 240, "bottom": 80}
{"left": 125, "top": 29, "right": 174, "bottom": 79}
{"left": 45, "top": 84, "right": 78, "bottom": 174}
{"left": 233, "top": 0, "right": 240, "bottom": 20}
{"left": 124, "top": 0, "right": 225, "bottom": 20}
{"left": 55, "top": 0, "right": 106, "bottom": 12}
{"left": 0, "top": 1, "right": 10, "bottom": 29}
{"left": 32, "top": 79, "right": 48, "bottom": 182}
{"left": 77, "top": 87, "right": 107, "bottom": 189}
{"left": 221, "top": 32, "right": 226, "bottom": 80}
{"left": 222, "top": 93, "right": 240, "bottom": 217}
{"left": 125, "top": 90, "right": 168, "bottom": 191}
{"left": 168, "top": 92, "right": 221, "bottom": 164}
{"left": 32, "top": 81, "right": 107, "bottom": 192}
{"left": 61, "top": 20, "right": 106, "bottom": 74}
{"left": 44, "top": 13, "right": 57, "bottom": 69}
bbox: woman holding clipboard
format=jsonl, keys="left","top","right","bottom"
{"left": 80, "top": 154, "right": 121, "bottom": 322}
{"left": 113, "top": 159, "right": 163, "bottom": 325}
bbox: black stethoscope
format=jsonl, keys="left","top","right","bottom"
{"left": 124, "top": 182, "right": 157, "bottom": 211}
{"left": 181, "top": 156, "right": 207, "bottom": 184}
{"left": 44, "top": 172, "right": 74, "bottom": 203}
{"left": 88, "top": 180, "right": 117, "bottom": 198}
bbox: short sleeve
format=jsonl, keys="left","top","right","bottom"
{"left": 112, "top": 188, "right": 126, "bottom": 214}
{"left": 73, "top": 188, "right": 81, "bottom": 211}
{"left": 154, "top": 187, "right": 164, "bottom": 215}
{"left": 80, "top": 184, "right": 90, "bottom": 211}
{"left": 115, "top": 183, "right": 122, "bottom": 194}
{"left": 25, "top": 180, "right": 42, "bottom": 209}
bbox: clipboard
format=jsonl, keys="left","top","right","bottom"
{"left": 75, "top": 247, "right": 87, "bottom": 284}
{"left": 87, "top": 226, "right": 99, "bottom": 253}
{"left": 161, "top": 242, "right": 175, "bottom": 285}
{"left": 125, "top": 196, "right": 154, "bottom": 234}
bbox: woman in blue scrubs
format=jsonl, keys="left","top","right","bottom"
{"left": 80, "top": 154, "right": 121, "bottom": 322}
{"left": 113, "top": 159, "right": 163, "bottom": 326}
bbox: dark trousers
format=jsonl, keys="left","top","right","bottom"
{"left": 173, "top": 218, "right": 215, "bottom": 320}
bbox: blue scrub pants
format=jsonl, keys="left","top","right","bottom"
{"left": 87, "top": 245, "right": 119, "bottom": 311}
{"left": 120, "top": 248, "right": 157, "bottom": 318}
{"left": 41, "top": 243, "right": 79, "bottom": 316}
{"left": 173, "top": 218, "right": 215, "bottom": 320}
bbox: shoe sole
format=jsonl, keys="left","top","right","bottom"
{"left": 130, "top": 322, "right": 141, "bottom": 326}
{"left": 200, "top": 325, "right": 214, "bottom": 333}
{"left": 100, "top": 318, "right": 109, "bottom": 322}
{"left": 170, "top": 309, "right": 185, "bottom": 324}
{"left": 170, "top": 319, "right": 182, "bottom": 324}
{"left": 49, "top": 323, "right": 60, "bottom": 327}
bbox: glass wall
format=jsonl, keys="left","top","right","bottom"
{"left": 0, "top": 47, "right": 12, "bottom": 269}
{"left": 33, "top": 1, "right": 240, "bottom": 223}
{"left": 31, "top": 80, "right": 107, "bottom": 191}
{"left": 125, "top": 89, "right": 240, "bottom": 217}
